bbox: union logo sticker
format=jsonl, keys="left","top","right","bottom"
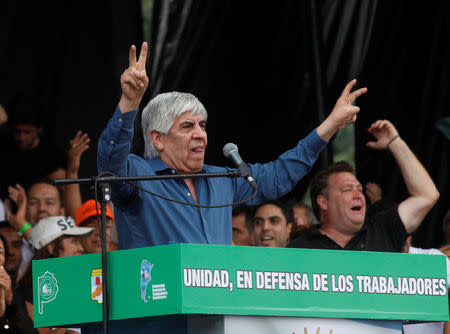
{"left": 37, "top": 271, "right": 59, "bottom": 314}
{"left": 140, "top": 259, "right": 168, "bottom": 302}
{"left": 141, "top": 260, "right": 154, "bottom": 303}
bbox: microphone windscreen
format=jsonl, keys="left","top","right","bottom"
{"left": 223, "top": 143, "right": 238, "bottom": 158}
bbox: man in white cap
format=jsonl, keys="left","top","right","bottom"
{"left": 11, "top": 216, "right": 93, "bottom": 334}
{"left": 30, "top": 216, "right": 93, "bottom": 257}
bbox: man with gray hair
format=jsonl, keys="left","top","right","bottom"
{"left": 93, "top": 42, "right": 366, "bottom": 333}
{"left": 97, "top": 42, "right": 366, "bottom": 252}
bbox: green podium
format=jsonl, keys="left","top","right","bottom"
{"left": 33, "top": 244, "right": 448, "bottom": 333}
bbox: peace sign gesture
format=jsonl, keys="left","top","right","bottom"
{"left": 119, "top": 42, "right": 149, "bottom": 113}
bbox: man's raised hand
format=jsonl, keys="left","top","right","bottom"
{"left": 119, "top": 42, "right": 149, "bottom": 113}
{"left": 366, "top": 120, "right": 400, "bottom": 150}
{"left": 330, "top": 79, "right": 367, "bottom": 129}
{"left": 67, "top": 130, "right": 90, "bottom": 176}
{"left": 4, "top": 184, "right": 28, "bottom": 233}
{"left": 316, "top": 79, "right": 367, "bottom": 142}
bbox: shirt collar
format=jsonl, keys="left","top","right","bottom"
{"left": 148, "top": 158, "right": 206, "bottom": 175}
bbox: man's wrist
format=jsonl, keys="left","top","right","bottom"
{"left": 18, "top": 223, "right": 32, "bottom": 236}
{"left": 386, "top": 135, "right": 400, "bottom": 150}
{"left": 118, "top": 96, "right": 139, "bottom": 114}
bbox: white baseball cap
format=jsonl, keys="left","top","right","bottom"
{"left": 30, "top": 216, "right": 94, "bottom": 250}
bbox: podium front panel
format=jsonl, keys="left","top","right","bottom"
{"left": 33, "top": 244, "right": 448, "bottom": 327}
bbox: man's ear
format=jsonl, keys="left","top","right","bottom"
{"left": 317, "top": 194, "right": 328, "bottom": 211}
{"left": 150, "top": 130, "right": 164, "bottom": 151}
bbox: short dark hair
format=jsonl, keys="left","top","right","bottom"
{"left": 232, "top": 206, "right": 254, "bottom": 234}
{"left": 310, "top": 161, "right": 354, "bottom": 220}
{"left": 253, "top": 200, "right": 294, "bottom": 225}
{"left": 27, "top": 179, "right": 64, "bottom": 207}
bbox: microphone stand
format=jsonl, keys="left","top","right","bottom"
{"left": 52, "top": 170, "right": 240, "bottom": 334}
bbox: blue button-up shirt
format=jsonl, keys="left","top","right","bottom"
{"left": 87, "top": 106, "right": 328, "bottom": 334}
{"left": 97, "top": 106, "right": 327, "bottom": 250}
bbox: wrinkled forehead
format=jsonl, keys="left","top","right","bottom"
{"left": 329, "top": 172, "right": 361, "bottom": 188}
{"left": 174, "top": 110, "right": 206, "bottom": 123}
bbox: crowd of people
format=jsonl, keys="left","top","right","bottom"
{"left": 0, "top": 41, "right": 448, "bottom": 334}
{"left": 0, "top": 99, "right": 118, "bottom": 332}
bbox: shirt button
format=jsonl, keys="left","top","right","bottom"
{"left": 187, "top": 193, "right": 191, "bottom": 196}
{"left": 110, "top": 140, "right": 114, "bottom": 145}
{"left": 118, "top": 118, "right": 122, "bottom": 122}
{"left": 171, "top": 170, "right": 176, "bottom": 174}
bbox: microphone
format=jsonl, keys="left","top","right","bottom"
{"left": 223, "top": 143, "right": 257, "bottom": 190}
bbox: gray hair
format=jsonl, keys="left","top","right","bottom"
{"left": 141, "top": 92, "right": 208, "bottom": 159}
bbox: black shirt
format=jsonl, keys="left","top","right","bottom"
{"left": 288, "top": 206, "right": 408, "bottom": 252}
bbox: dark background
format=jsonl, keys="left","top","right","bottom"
{"left": 1, "top": 0, "right": 448, "bottom": 248}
